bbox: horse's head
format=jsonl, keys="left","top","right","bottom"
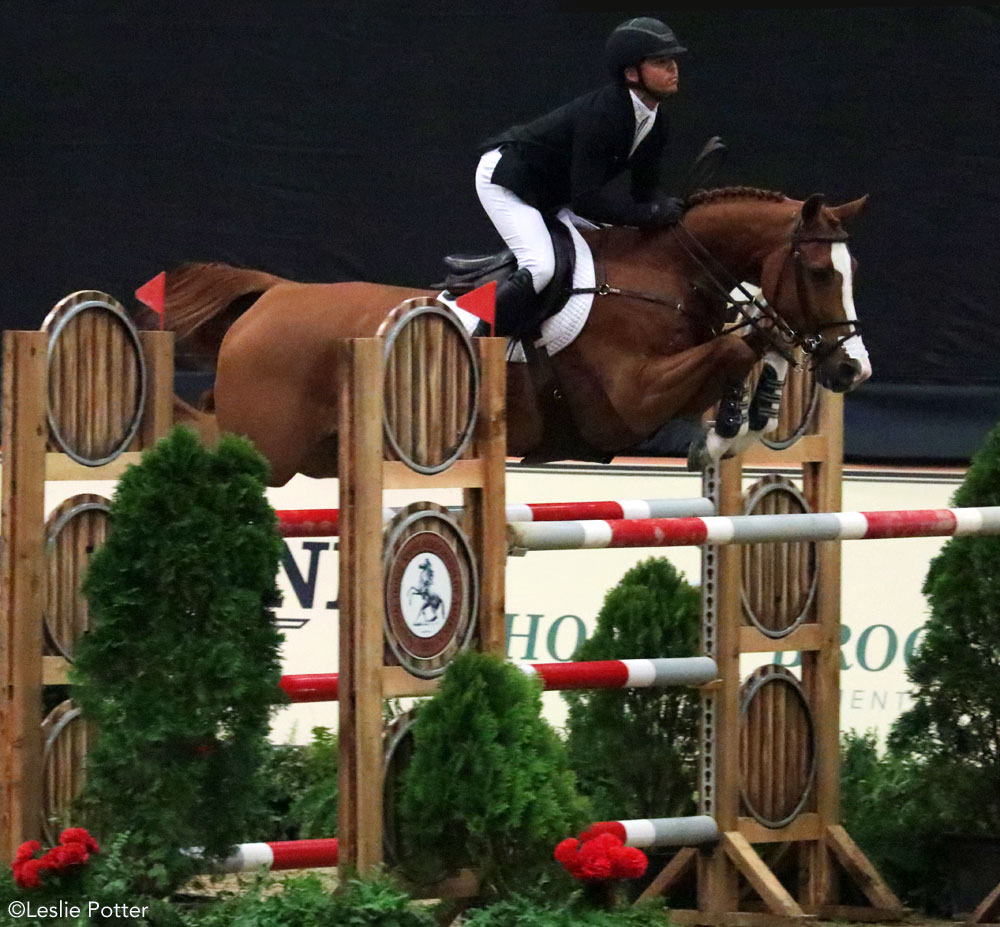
{"left": 759, "top": 193, "right": 872, "bottom": 393}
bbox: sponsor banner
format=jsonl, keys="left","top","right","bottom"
{"left": 44, "top": 463, "right": 959, "bottom": 744}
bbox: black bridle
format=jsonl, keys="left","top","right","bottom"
{"left": 670, "top": 219, "right": 862, "bottom": 368}
{"left": 571, "top": 218, "right": 862, "bottom": 369}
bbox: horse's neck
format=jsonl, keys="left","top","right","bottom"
{"left": 681, "top": 203, "right": 791, "bottom": 281}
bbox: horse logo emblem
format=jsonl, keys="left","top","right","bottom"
{"left": 399, "top": 551, "right": 452, "bottom": 638}
{"left": 383, "top": 504, "right": 478, "bottom": 678}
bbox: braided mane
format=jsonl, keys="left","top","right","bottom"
{"left": 687, "top": 186, "right": 788, "bottom": 207}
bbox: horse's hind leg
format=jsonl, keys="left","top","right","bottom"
{"left": 214, "top": 376, "right": 330, "bottom": 487}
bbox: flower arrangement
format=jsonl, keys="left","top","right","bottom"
{"left": 554, "top": 821, "right": 648, "bottom": 882}
{"left": 11, "top": 829, "right": 100, "bottom": 890}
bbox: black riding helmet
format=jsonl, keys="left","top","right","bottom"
{"left": 604, "top": 17, "right": 687, "bottom": 82}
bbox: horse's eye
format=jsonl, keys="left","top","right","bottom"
{"left": 810, "top": 266, "right": 837, "bottom": 283}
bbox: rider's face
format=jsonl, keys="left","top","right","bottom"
{"left": 625, "top": 56, "right": 679, "bottom": 104}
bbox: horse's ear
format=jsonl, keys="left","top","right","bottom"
{"left": 801, "top": 193, "right": 826, "bottom": 224}
{"left": 829, "top": 194, "right": 869, "bottom": 222}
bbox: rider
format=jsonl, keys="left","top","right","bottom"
{"left": 475, "top": 17, "right": 689, "bottom": 337}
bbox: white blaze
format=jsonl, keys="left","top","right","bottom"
{"left": 831, "top": 243, "right": 872, "bottom": 381}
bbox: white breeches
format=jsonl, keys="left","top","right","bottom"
{"left": 475, "top": 148, "right": 555, "bottom": 294}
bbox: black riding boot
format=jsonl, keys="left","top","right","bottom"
{"left": 493, "top": 267, "right": 539, "bottom": 337}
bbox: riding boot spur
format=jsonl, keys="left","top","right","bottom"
{"left": 493, "top": 266, "right": 539, "bottom": 338}
{"left": 715, "top": 378, "right": 748, "bottom": 439}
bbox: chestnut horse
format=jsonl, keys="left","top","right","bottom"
{"left": 143, "top": 187, "right": 870, "bottom": 486}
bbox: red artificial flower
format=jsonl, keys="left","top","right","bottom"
{"left": 12, "top": 858, "right": 43, "bottom": 890}
{"left": 554, "top": 838, "right": 581, "bottom": 866}
{"left": 13, "top": 841, "right": 41, "bottom": 864}
{"left": 40, "top": 842, "right": 89, "bottom": 872}
{"left": 59, "top": 828, "right": 99, "bottom": 854}
{"left": 610, "top": 844, "right": 648, "bottom": 879}
{"left": 579, "top": 821, "right": 627, "bottom": 843}
{"left": 37, "top": 848, "right": 66, "bottom": 872}
{"left": 553, "top": 829, "right": 649, "bottom": 883}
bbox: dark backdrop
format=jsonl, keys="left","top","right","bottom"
{"left": 3, "top": 4, "right": 998, "bottom": 464}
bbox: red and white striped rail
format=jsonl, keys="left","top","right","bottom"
{"left": 207, "top": 814, "right": 719, "bottom": 872}
{"left": 279, "top": 656, "right": 718, "bottom": 703}
{"left": 276, "top": 497, "right": 713, "bottom": 538}
{"left": 588, "top": 815, "right": 718, "bottom": 848}
{"left": 508, "top": 507, "right": 1000, "bottom": 552}
{"left": 214, "top": 838, "right": 340, "bottom": 872}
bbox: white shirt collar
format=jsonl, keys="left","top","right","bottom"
{"left": 629, "top": 89, "right": 658, "bottom": 124}
{"left": 628, "top": 90, "right": 658, "bottom": 156}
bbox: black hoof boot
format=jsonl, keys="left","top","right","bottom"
{"left": 748, "top": 364, "right": 783, "bottom": 432}
{"left": 715, "top": 379, "right": 746, "bottom": 439}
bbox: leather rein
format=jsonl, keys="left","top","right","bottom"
{"left": 569, "top": 218, "right": 862, "bottom": 368}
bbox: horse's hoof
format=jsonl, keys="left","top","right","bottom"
{"left": 686, "top": 432, "right": 711, "bottom": 472}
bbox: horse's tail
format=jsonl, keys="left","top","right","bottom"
{"left": 140, "top": 261, "right": 290, "bottom": 369}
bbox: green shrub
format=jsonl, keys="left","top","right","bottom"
{"left": 889, "top": 419, "right": 1000, "bottom": 833}
{"left": 397, "top": 650, "right": 590, "bottom": 896}
{"left": 176, "top": 870, "right": 436, "bottom": 927}
{"left": 463, "top": 891, "right": 670, "bottom": 927}
{"left": 70, "top": 426, "right": 285, "bottom": 894}
{"left": 284, "top": 727, "right": 339, "bottom": 839}
{"left": 839, "top": 729, "right": 983, "bottom": 913}
{"left": 562, "top": 557, "right": 701, "bottom": 823}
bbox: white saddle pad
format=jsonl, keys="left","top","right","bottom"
{"left": 438, "top": 208, "right": 597, "bottom": 362}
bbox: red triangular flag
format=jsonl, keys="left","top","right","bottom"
{"left": 135, "top": 271, "right": 166, "bottom": 330}
{"left": 455, "top": 280, "right": 496, "bottom": 332}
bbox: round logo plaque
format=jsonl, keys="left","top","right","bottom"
{"left": 383, "top": 503, "right": 478, "bottom": 678}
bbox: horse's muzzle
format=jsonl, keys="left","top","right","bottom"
{"left": 818, "top": 355, "right": 866, "bottom": 393}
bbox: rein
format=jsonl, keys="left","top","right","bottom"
{"left": 566, "top": 228, "right": 713, "bottom": 333}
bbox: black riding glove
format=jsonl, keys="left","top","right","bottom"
{"left": 650, "top": 196, "right": 686, "bottom": 226}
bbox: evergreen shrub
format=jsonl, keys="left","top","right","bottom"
{"left": 69, "top": 426, "right": 285, "bottom": 893}
{"left": 562, "top": 557, "right": 701, "bottom": 822}
{"left": 397, "top": 650, "right": 589, "bottom": 896}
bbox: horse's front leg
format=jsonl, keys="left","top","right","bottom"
{"left": 689, "top": 375, "right": 751, "bottom": 469}
{"left": 724, "top": 349, "right": 789, "bottom": 456}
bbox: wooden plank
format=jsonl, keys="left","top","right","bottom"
{"left": 824, "top": 824, "right": 904, "bottom": 912}
{"left": 1, "top": 331, "right": 49, "bottom": 859}
{"left": 670, "top": 910, "right": 817, "bottom": 927}
{"left": 800, "top": 390, "right": 844, "bottom": 907}
{"left": 383, "top": 458, "right": 485, "bottom": 490}
{"left": 803, "top": 904, "right": 905, "bottom": 922}
{"left": 138, "top": 331, "right": 176, "bottom": 448}
{"left": 470, "top": 338, "right": 507, "bottom": 656}
{"left": 636, "top": 846, "right": 697, "bottom": 902}
{"left": 737, "top": 813, "right": 821, "bottom": 844}
{"left": 44, "top": 451, "right": 147, "bottom": 481}
{"left": 337, "top": 339, "right": 386, "bottom": 874}
{"left": 382, "top": 665, "right": 440, "bottom": 699}
{"left": 43, "top": 656, "right": 71, "bottom": 685}
{"left": 740, "top": 435, "right": 828, "bottom": 467}
{"left": 738, "top": 624, "right": 822, "bottom": 654}
{"left": 970, "top": 878, "right": 1000, "bottom": 924}
{"left": 721, "top": 832, "right": 805, "bottom": 918}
